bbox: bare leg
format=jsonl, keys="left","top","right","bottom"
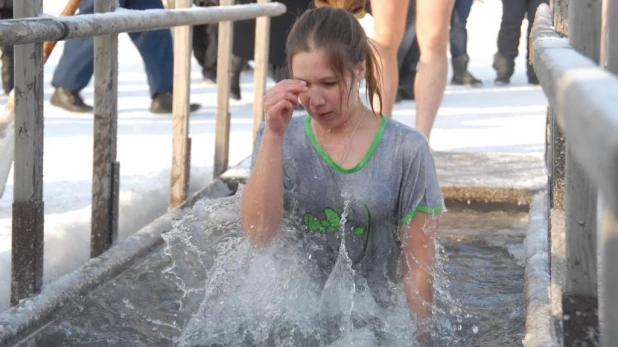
{"left": 415, "top": 0, "right": 455, "bottom": 139}
{"left": 369, "top": 0, "right": 409, "bottom": 117}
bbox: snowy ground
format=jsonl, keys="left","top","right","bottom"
{"left": 0, "top": 0, "right": 548, "bottom": 311}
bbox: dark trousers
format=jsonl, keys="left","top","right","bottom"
{"left": 0, "top": 8, "right": 13, "bottom": 94}
{"left": 193, "top": 23, "right": 218, "bottom": 78}
{"left": 192, "top": 1, "right": 219, "bottom": 79}
{"left": 51, "top": 0, "right": 173, "bottom": 98}
{"left": 450, "top": 0, "right": 474, "bottom": 58}
{"left": 396, "top": 0, "right": 418, "bottom": 97}
{"left": 496, "top": 0, "right": 548, "bottom": 75}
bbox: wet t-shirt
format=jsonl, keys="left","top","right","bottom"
{"left": 250, "top": 115, "right": 443, "bottom": 301}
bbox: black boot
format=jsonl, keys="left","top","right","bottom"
{"left": 451, "top": 54, "right": 482, "bottom": 86}
{"left": 150, "top": 91, "right": 201, "bottom": 114}
{"left": 493, "top": 52, "right": 514, "bottom": 85}
{"left": 50, "top": 87, "right": 93, "bottom": 113}
{"left": 1, "top": 45, "right": 14, "bottom": 95}
{"left": 202, "top": 68, "right": 216, "bottom": 84}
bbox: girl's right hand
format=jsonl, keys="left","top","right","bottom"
{"left": 263, "top": 79, "right": 308, "bottom": 137}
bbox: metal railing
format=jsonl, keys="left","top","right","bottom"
{"left": 531, "top": 1, "right": 618, "bottom": 346}
{"left": 2, "top": 0, "right": 285, "bottom": 310}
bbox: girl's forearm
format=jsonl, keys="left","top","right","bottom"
{"left": 240, "top": 130, "right": 285, "bottom": 246}
{"left": 403, "top": 214, "right": 437, "bottom": 336}
{"left": 405, "top": 259, "right": 434, "bottom": 323}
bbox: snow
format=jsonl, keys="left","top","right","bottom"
{"left": 0, "top": 0, "right": 547, "bottom": 312}
{"left": 523, "top": 192, "right": 557, "bottom": 346}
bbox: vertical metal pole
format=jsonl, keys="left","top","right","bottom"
{"left": 600, "top": 1, "right": 618, "bottom": 345}
{"left": 11, "top": 0, "right": 45, "bottom": 306}
{"left": 561, "top": 0, "right": 602, "bottom": 344}
{"left": 91, "top": 0, "right": 119, "bottom": 258}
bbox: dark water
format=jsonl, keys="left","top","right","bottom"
{"left": 18, "top": 196, "right": 526, "bottom": 347}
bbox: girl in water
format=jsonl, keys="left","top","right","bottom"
{"left": 240, "top": 1, "right": 443, "bottom": 343}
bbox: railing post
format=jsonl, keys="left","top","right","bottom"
{"left": 561, "top": 0, "right": 602, "bottom": 344}
{"left": 600, "top": 1, "right": 618, "bottom": 345}
{"left": 214, "top": 0, "right": 234, "bottom": 178}
{"left": 169, "top": 0, "right": 193, "bottom": 209}
{"left": 551, "top": 0, "right": 569, "bottom": 36}
{"left": 11, "top": 0, "right": 44, "bottom": 306}
{"left": 600, "top": 207, "right": 618, "bottom": 347}
{"left": 91, "top": 0, "right": 120, "bottom": 258}
{"left": 545, "top": 2, "right": 567, "bottom": 343}
{"left": 252, "top": 0, "right": 271, "bottom": 143}
{"left": 601, "top": 0, "right": 618, "bottom": 73}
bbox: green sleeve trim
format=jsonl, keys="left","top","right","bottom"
{"left": 401, "top": 206, "right": 443, "bottom": 224}
{"left": 304, "top": 115, "right": 388, "bottom": 174}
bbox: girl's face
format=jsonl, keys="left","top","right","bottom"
{"left": 291, "top": 49, "right": 365, "bottom": 128}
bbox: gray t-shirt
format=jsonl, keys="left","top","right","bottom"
{"left": 250, "top": 115, "right": 443, "bottom": 301}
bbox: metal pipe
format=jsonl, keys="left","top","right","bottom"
{"left": 0, "top": 3, "right": 286, "bottom": 46}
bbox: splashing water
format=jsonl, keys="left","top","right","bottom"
{"left": 22, "top": 195, "right": 525, "bottom": 346}
{"left": 160, "top": 193, "right": 472, "bottom": 347}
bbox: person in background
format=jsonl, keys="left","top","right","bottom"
{"left": 368, "top": 0, "right": 454, "bottom": 140}
{"left": 395, "top": 0, "right": 419, "bottom": 101}
{"left": 493, "top": 0, "right": 547, "bottom": 85}
{"left": 449, "top": 0, "right": 482, "bottom": 86}
{"left": 50, "top": 0, "right": 199, "bottom": 114}
{"left": 0, "top": 0, "right": 13, "bottom": 95}
{"left": 192, "top": 0, "right": 219, "bottom": 84}
{"left": 396, "top": 0, "right": 481, "bottom": 102}
{"left": 230, "top": 0, "right": 313, "bottom": 101}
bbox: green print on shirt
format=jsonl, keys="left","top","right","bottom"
{"left": 303, "top": 207, "right": 368, "bottom": 236}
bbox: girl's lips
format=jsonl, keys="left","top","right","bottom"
{"left": 318, "top": 111, "right": 333, "bottom": 120}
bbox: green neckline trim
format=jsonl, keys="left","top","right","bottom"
{"left": 401, "top": 206, "right": 443, "bottom": 224}
{"left": 304, "top": 115, "right": 387, "bottom": 174}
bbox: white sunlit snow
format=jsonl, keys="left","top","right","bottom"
{"left": 0, "top": 0, "right": 547, "bottom": 311}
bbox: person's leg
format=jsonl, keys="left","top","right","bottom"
{"left": 203, "top": 22, "right": 219, "bottom": 82}
{"left": 369, "top": 0, "right": 410, "bottom": 117}
{"left": 397, "top": 0, "right": 417, "bottom": 68}
{"left": 125, "top": 0, "right": 199, "bottom": 113}
{"left": 449, "top": 0, "right": 470, "bottom": 59}
{"left": 51, "top": 0, "right": 96, "bottom": 92}
{"left": 399, "top": 38, "right": 420, "bottom": 101}
{"left": 415, "top": 0, "right": 455, "bottom": 139}
{"left": 449, "top": 0, "right": 481, "bottom": 86}
{"left": 230, "top": 55, "right": 246, "bottom": 100}
{"left": 396, "top": 0, "right": 417, "bottom": 101}
{"left": 0, "top": 8, "right": 14, "bottom": 95}
{"left": 50, "top": 0, "right": 96, "bottom": 112}
{"left": 125, "top": 0, "right": 173, "bottom": 98}
{"left": 1, "top": 44, "right": 13, "bottom": 95}
{"left": 192, "top": 24, "right": 208, "bottom": 69}
{"left": 494, "top": 0, "right": 526, "bottom": 84}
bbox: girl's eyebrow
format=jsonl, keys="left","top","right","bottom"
{"left": 291, "top": 76, "right": 337, "bottom": 82}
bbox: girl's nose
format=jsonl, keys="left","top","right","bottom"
{"left": 309, "top": 91, "right": 325, "bottom": 108}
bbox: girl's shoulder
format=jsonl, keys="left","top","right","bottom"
{"left": 380, "top": 117, "right": 430, "bottom": 155}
